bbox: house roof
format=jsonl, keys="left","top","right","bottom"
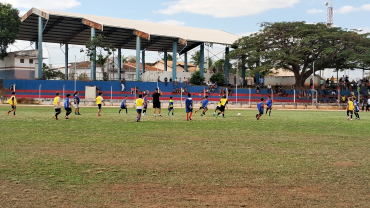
{"left": 123, "top": 63, "right": 162, "bottom": 72}
{"left": 19, "top": 8, "right": 241, "bottom": 54}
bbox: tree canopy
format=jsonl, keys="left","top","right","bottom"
{"left": 229, "top": 21, "right": 370, "bottom": 87}
{"left": 0, "top": 3, "right": 21, "bottom": 60}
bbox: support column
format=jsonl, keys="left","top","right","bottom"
{"left": 241, "top": 55, "right": 246, "bottom": 81}
{"left": 184, "top": 52, "right": 188, "bottom": 72}
{"left": 37, "top": 16, "right": 43, "bottom": 79}
{"left": 255, "top": 60, "right": 260, "bottom": 85}
{"left": 35, "top": 41, "right": 38, "bottom": 50}
{"left": 91, "top": 28, "right": 96, "bottom": 81}
{"left": 142, "top": 50, "right": 145, "bottom": 73}
{"left": 65, "top": 43, "right": 68, "bottom": 80}
{"left": 225, "top": 47, "right": 230, "bottom": 84}
{"left": 200, "top": 43, "right": 204, "bottom": 77}
{"left": 164, "top": 51, "right": 167, "bottom": 71}
{"left": 172, "top": 41, "right": 177, "bottom": 81}
{"left": 135, "top": 36, "right": 141, "bottom": 81}
{"left": 118, "top": 47, "right": 121, "bottom": 80}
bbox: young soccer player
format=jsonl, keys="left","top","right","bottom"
{"left": 213, "top": 98, "right": 222, "bottom": 116}
{"left": 194, "top": 97, "right": 204, "bottom": 114}
{"left": 216, "top": 95, "right": 228, "bottom": 118}
{"left": 136, "top": 94, "right": 144, "bottom": 122}
{"left": 7, "top": 92, "right": 17, "bottom": 116}
{"left": 74, "top": 92, "right": 81, "bottom": 115}
{"left": 96, "top": 92, "right": 105, "bottom": 117}
{"left": 200, "top": 96, "right": 209, "bottom": 116}
{"left": 168, "top": 96, "right": 174, "bottom": 116}
{"left": 143, "top": 94, "right": 148, "bottom": 116}
{"left": 354, "top": 98, "right": 360, "bottom": 120}
{"left": 256, "top": 98, "right": 264, "bottom": 120}
{"left": 119, "top": 96, "right": 128, "bottom": 114}
{"left": 347, "top": 97, "right": 354, "bottom": 121}
{"left": 185, "top": 93, "right": 193, "bottom": 121}
{"left": 265, "top": 96, "right": 272, "bottom": 116}
{"left": 64, "top": 94, "right": 72, "bottom": 119}
{"left": 53, "top": 92, "right": 62, "bottom": 120}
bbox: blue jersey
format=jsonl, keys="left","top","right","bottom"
{"left": 185, "top": 98, "right": 193, "bottom": 108}
{"left": 202, "top": 99, "right": 209, "bottom": 108}
{"left": 266, "top": 99, "right": 272, "bottom": 108}
{"left": 74, "top": 95, "right": 80, "bottom": 104}
{"left": 143, "top": 97, "right": 148, "bottom": 107}
{"left": 64, "top": 97, "right": 70, "bottom": 108}
{"left": 354, "top": 100, "right": 360, "bottom": 111}
{"left": 121, "top": 99, "right": 127, "bottom": 108}
{"left": 257, "top": 102, "right": 264, "bottom": 112}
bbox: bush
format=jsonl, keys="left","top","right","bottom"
{"left": 210, "top": 72, "right": 225, "bottom": 86}
{"left": 190, "top": 71, "right": 205, "bottom": 85}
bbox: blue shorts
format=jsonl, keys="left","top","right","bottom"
{"left": 136, "top": 109, "right": 142, "bottom": 113}
{"left": 259, "top": 110, "right": 264, "bottom": 115}
{"left": 186, "top": 107, "right": 193, "bottom": 113}
{"left": 120, "top": 105, "right": 127, "bottom": 109}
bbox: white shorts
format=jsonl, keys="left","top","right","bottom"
{"left": 74, "top": 104, "right": 79, "bottom": 108}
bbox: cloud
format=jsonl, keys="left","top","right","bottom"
{"left": 157, "top": 20, "right": 185, "bottom": 26}
{"left": 155, "top": 0, "right": 299, "bottom": 18}
{"left": 357, "top": 27, "right": 370, "bottom": 34}
{"left": 361, "top": 4, "right": 370, "bottom": 11}
{"left": 307, "top": 8, "right": 324, "bottom": 14}
{"left": 336, "top": 5, "right": 360, "bottom": 14}
{"left": 1, "top": 0, "right": 81, "bottom": 10}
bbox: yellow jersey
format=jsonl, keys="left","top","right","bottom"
{"left": 136, "top": 98, "right": 143, "bottom": 109}
{"left": 7, "top": 95, "right": 17, "bottom": 106}
{"left": 200, "top": 102, "right": 203, "bottom": 108}
{"left": 96, "top": 96, "right": 103, "bottom": 104}
{"left": 220, "top": 98, "right": 228, "bottom": 106}
{"left": 53, "top": 96, "right": 60, "bottom": 108}
{"left": 348, "top": 101, "right": 354, "bottom": 111}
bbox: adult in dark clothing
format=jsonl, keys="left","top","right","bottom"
{"left": 164, "top": 77, "right": 168, "bottom": 86}
{"left": 152, "top": 88, "right": 163, "bottom": 117}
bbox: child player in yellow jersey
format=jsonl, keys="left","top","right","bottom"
{"left": 347, "top": 97, "right": 354, "bottom": 121}
{"left": 216, "top": 95, "right": 228, "bottom": 118}
{"left": 7, "top": 92, "right": 17, "bottom": 116}
{"left": 168, "top": 96, "right": 174, "bottom": 116}
{"left": 136, "top": 94, "right": 144, "bottom": 122}
{"left": 53, "top": 92, "right": 62, "bottom": 120}
{"left": 96, "top": 92, "right": 105, "bottom": 117}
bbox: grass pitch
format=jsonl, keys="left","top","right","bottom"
{"left": 0, "top": 105, "right": 370, "bottom": 207}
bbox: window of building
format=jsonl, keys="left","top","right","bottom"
{"left": 29, "top": 59, "right": 33, "bottom": 64}
{"left": 20, "top": 59, "right": 24, "bottom": 63}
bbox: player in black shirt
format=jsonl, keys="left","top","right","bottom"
{"left": 152, "top": 88, "right": 163, "bottom": 117}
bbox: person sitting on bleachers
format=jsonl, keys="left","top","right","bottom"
{"left": 219, "top": 87, "right": 224, "bottom": 96}
{"left": 172, "top": 88, "right": 176, "bottom": 94}
{"left": 183, "top": 87, "right": 188, "bottom": 94}
{"left": 282, "top": 89, "right": 288, "bottom": 97}
{"left": 176, "top": 87, "right": 180, "bottom": 94}
{"left": 131, "top": 87, "right": 135, "bottom": 94}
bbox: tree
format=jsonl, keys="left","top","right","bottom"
{"left": 41, "top": 63, "right": 63, "bottom": 80}
{"left": 121, "top": 55, "right": 129, "bottom": 64}
{"left": 210, "top": 72, "right": 225, "bottom": 86}
{"left": 190, "top": 51, "right": 200, "bottom": 67}
{"left": 190, "top": 71, "right": 205, "bottom": 85}
{"left": 95, "top": 54, "right": 110, "bottom": 81}
{"left": 127, "top": 55, "right": 136, "bottom": 63}
{"left": 213, "top": 59, "right": 225, "bottom": 73}
{"left": 229, "top": 22, "right": 370, "bottom": 87}
{"left": 0, "top": 3, "right": 21, "bottom": 60}
{"left": 161, "top": 53, "right": 173, "bottom": 61}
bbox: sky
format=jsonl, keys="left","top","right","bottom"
{"left": 2, "top": 0, "right": 370, "bottom": 78}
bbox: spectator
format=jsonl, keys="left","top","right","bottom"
{"left": 170, "top": 77, "right": 173, "bottom": 83}
{"left": 326, "top": 78, "right": 330, "bottom": 86}
{"left": 291, "top": 85, "right": 295, "bottom": 90}
{"left": 164, "top": 77, "right": 168, "bottom": 86}
{"left": 256, "top": 84, "right": 260, "bottom": 94}
{"left": 310, "top": 78, "right": 313, "bottom": 88}
{"left": 320, "top": 79, "right": 324, "bottom": 87}
{"left": 172, "top": 88, "right": 176, "bottom": 94}
{"left": 219, "top": 87, "right": 224, "bottom": 96}
{"left": 279, "top": 83, "right": 283, "bottom": 90}
{"left": 275, "top": 83, "right": 279, "bottom": 91}
{"left": 183, "top": 87, "right": 188, "bottom": 94}
{"left": 157, "top": 76, "right": 161, "bottom": 82}
{"left": 259, "top": 77, "right": 264, "bottom": 87}
{"left": 234, "top": 76, "right": 237, "bottom": 85}
{"left": 267, "top": 84, "right": 272, "bottom": 94}
{"left": 120, "top": 78, "right": 126, "bottom": 92}
{"left": 330, "top": 76, "right": 335, "bottom": 85}
{"left": 240, "top": 77, "right": 244, "bottom": 87}
{"left": 9, "top": 83, "right": 14, "bottom": 91}
{"left": 175, "top": 77, "right": 178, "bottom": 85}
{"left": 131, "top": 87, "right": 135, "bottom": 94}
{"left": 184, "top": 77, "right": 188, "bottom": 86}
{"left": 146, "top": 89, "right": 150, "bottom": 95}
{"left": 96, "top": 86, "right": 100, "bottom": 94}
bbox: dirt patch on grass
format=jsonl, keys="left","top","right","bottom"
{"left": 332, "top": 161, "right": 360, "bottom": 168}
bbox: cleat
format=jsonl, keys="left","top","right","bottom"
{"left": 78, "top": 113, "right": 81, "bottom": 115}
{"left": 213, "top": 113, "right": 215, "bottom": 116}
{"left": 200, "top": 114, "right": 203, "bottom": 116}
{"left": 215, "top": 114, "right": 218, "bottom": 118}
{"left": 7, "top": 111, "right": 9, "bottom": 115}
{"left": 118, "top": 113, "right": 120, "bottom": 115}
{"left": 53, "top": 116, "right": 58, "bottom": 120}
{"left": 98, "top": 114, "right": 101, "bottom": 117}
{"left": 347, "top": 117, "right": 349, "bottom": 120}
{"left": 65, "top": 116, "right": 69, "bottom": 119}
{"left": 350, "top": 119, "right": 353, "bottom": 121}
{"left": 256, "top": 114, "right": 258, "bottom": 118}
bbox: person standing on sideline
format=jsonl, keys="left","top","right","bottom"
{"left": 185, "top": 93, "right": 193, "bottom": 121}
{"left": 259, "top": 77, "right": 264, "bottom": 87}
{"left": 136, "top": 94, "right": 144, "bottom": 122}
{"left": 120, "top": 78, "right": 126, "bottom": 92}
{"left": 74, "top": 92, "right": 81, "bottom": 115}
{"left": 164, "top": 77, "right": 168, "bottom": 86}
{"left": 7, "top": 92, "right": 17, "bottom": 116}
{"left": 53, "top": 92, "right": 62, "bottom": 120}
{"left": 64, "top": 94, "right": 72, "bottom": 119}
{"left": 152, "top": 88, "right": 163, "bottom": 117}
{"left": 96, "top": 92, "right": 105, "bottom": 117}
{"left": 267, "top": 84, "right": 272, "bottom": 94}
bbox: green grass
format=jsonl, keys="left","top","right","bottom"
{"left": 1, "top": 105, "right": 370, "bottom": 207}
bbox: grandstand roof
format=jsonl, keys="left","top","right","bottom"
{"left": 20, "top": 8, "right": 241, "bottom": 54}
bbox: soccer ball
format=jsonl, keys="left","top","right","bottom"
{"left": 237, "top": 113, "right": 241, "bottom": 116}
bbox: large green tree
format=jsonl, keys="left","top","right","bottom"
{"left": 0, "top": 3, "right": 21, "bottom": 60}
{"left": 229, "top": 22, "right": 370, "bottom": 87}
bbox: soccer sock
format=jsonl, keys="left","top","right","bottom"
{"left": 119, "top": 109, "right": 121, "bottom": 113}
{"left": 351, "top": 114, "right": 353, "bottom": 119}
{"left": 168, "top": 111, "right": 170, "bottom": 116}
{"left": 257, "top": 114, "right": 261, "bottom": 119}
{"left": 187, "top": 113, "right": 189, "bottom": 120}
{"left": 269, "top": 111, "right": 271, "bottom": 116}
{"left": 189, "top": 112, "right": 193, "bottom": 118}
{"left": 222, "top": 113, "right": 224, "bottom": 117}
{"left": 347, "top": 111, "right": 349, "bottom": 117}
{"left": 217, "top": 112, "right": 220, "bottom": 115}
{"left": 172, "top": 111, "right": 174, "bottom": 115}
{"left": 126, "top": 109, "right": 128, "bottom": 113}
{"left": 13, "top": 112, "right": 16, "bottom": 115}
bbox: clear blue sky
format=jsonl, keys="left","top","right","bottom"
{"left": 3, "top": 0, "right": 370, "bottom": 78}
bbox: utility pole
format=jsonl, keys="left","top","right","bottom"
{"left": 325, "top": 0, "right": 333, "bottom": 27}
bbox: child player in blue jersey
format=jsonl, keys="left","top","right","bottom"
{"left": 265, "top": 96, "right": 272, "bottom": 116}
{"left": 185, "top": 93, "right": 193, "bottom": 121}
{"left": 354, "top": 98, "right": 360, "bottom": 120}
{"left": 74, "top": 92, "right": 81, "bottom": 115}
{"left": 118, "top": 96, "right": 128, "bottom": 114}
{"left": 168, "top": 96, "right": 174, "bottom": 116}
{"left": 143, "top": 94, "right": 148, "bottom": 116}
{"left": 199, "top": 96, "right": 209, "bottom": 116}
{"left": 256, "top": 98, "right": 264, "bottom": 120}
{"left": 64, "top": 94, "right": 73, "bottom": 119}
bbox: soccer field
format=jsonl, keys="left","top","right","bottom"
{"left": 1, "top": 105, "right": 370, "bottom": 207}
